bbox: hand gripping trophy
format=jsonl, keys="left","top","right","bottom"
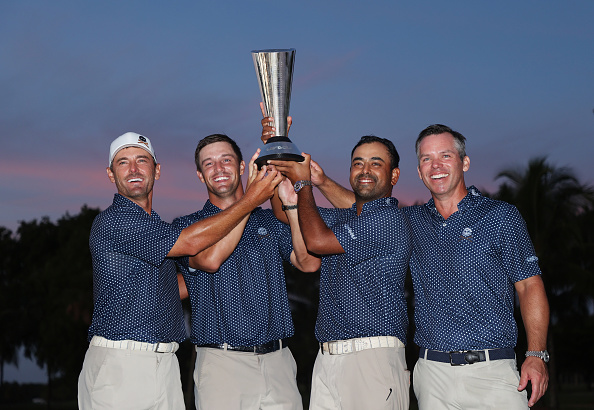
{"left": 252, "top": 48, "right": 304, "bottom": 167}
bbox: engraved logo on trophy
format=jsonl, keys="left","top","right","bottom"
{"left": 252, "top": 48, "right": 304, "bottom": 167}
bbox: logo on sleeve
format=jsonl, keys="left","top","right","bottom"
{"left": 526, "top": 256, "right": 538, "bottom": 263}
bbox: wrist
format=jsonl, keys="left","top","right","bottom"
{"left": 525, "top": 350, "right": 549, "bottom": 363}
{"left": 294, "top": 180, "right": 313, "bottom": 193}
{"left": 281, "top": 204, "right": 298, "bottom": 211}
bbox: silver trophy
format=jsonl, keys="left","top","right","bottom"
{"left": 252, "top": 48, "right": 304, "bottom": 167}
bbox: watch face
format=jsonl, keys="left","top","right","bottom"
{"left": 294, "top": 180, "right": 311, "bottom": 192}
{"left": 543, "top": 351, "right": 550, "bottom": 362}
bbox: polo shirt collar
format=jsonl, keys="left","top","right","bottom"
{"left": 113, "top": 193, "right": 159, "bottom": 219}
{"left": 355, "top": 196, "right": 399, "bottom": 213}
{"left": 424, "top": 185, "right": 483, "bottom": 216}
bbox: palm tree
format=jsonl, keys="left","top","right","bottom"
{"left": 0, "top": 227, "right": 20, "bottom": 388}
{"left": 496, "top": 156, "right": 594, "bottom": 408}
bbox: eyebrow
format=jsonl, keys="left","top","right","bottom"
{"left": 352, "top": 156, "right": 386, "bottom": 163}
{"left": 420, "top": 149, "right": 457, "bottom": 157}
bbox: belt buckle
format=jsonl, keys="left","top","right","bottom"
{"left": 449, "top": 350, "right": 482, "bottom": 366}
{"left": 155, "top": 342, "right": 174, "bottom": 353}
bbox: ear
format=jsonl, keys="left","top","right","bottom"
{"left": 417, "top": 166, "right": 422, "bottom": 180}
{"left": 197, "top": 170, "right": 205, "bottom": 183}
{"left": 154, "top": 163, "right": 161, "bottom": 181}
{"left": 239, "top": 160, "right": 246, "bottom": 176}
{"left": 462, "top": 156, "right": 470, "bottom": 172}
{"left": 106, "top": 167, "right": 116, "bottom": 184}
{"left": 391, "top": 168, "right": 400, "bottom": 186}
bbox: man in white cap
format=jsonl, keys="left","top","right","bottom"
{"left": 77, "top": 132, "right": 282, "bottom": 409}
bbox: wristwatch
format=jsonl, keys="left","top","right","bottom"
{"left": 525, "top": 350, "right": 549, "bottom": 363}
{"left": 293, "top": 180, "right": 313, "bottom": 193}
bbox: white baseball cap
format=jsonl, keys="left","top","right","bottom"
{"left": 109, "top": 132, "right": 157, "bottom": 166}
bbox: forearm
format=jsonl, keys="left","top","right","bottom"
{"left": 271, "top": 188, "right": 288, "bottom": 224}
{"left": 188, "top": 214, "right": 250, "bottom": 272}
{"left": 169, "top": 194, "right": 258, "bottom": 257}
{"left": 316, "top": 176, "right": 354, "bottom": 209}
{"left": 516, "top": 274, "right": 549, "bottom": 407}
{"left": 297, "top": 186, "right": 343, "bottom": 255}
{"left": 286, "top": 208, "right": 321, "bottom": 272}
{"left": 517, "top": 275, "right": 549, "bottom": 350}
{"left": 178, "top": 273, "right": 188, "bottom": 300}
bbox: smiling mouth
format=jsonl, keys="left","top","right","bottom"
{"left": 127, "top": 178, "right": 143, "bottom": 183}
{"left": 430, "top": 173, "right": 448, "bottom": 180}
{"left": 213, "top": 176, "right": 230, "bottom": 182}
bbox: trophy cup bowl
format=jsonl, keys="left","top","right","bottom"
{"left": 252, "top": 48, "right": 304, "bottom": 167}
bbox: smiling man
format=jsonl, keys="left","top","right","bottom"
{"left": 270, "top": 136, "right": 412, "bottom": 410}
{"left": 78, "top": 132, "right": 281, "bottom": 409}
{"left": 172, "top": 134, "right": 320, "bottom": 410}
{"left": 404, "top": 124, "right": 550, "bottom": 409}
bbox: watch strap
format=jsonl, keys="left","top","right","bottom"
{"left": 294, "top": 180, "right": 313, "bottom": 193}
{"left": 525, "top": 350, "right": 549, "bottom": 362}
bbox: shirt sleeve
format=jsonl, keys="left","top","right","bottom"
{"left": 110, "top": 208, "right": 182, "bottom": 267}
{"left": 498, "top": 205, "right": 542, "bottom": 283}
{"left": 171, "top": 213, "right": 201, "bottom": 275}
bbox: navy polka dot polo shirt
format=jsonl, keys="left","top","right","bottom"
{"left": 316, "top": 197, "right": 412, "bottom": 344}
{"left": 173, "top": 202, "right": 295, "bottom": 347}
{"left": 88, "top": 194, "right": 187, "bottom": 343}
{"left": 403, "top": 186, "right": 542, "bottom": 351}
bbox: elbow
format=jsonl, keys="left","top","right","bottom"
{"left": 189, "top": 258, "right": 221, "bottom": 274}
{"left": 200, "top": 265, "right": 219, "bottom": 274}
{"left": 300, "top": 259, "right": 321, "bottom": 273}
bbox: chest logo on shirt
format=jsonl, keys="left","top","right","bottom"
{"left": 458, "top": 227, "right": 473, "bottom": 242}
{"left": 345, "top": 225, "right": 356, "bottom": 239}
{"left": 257, "top": 227, "right": 269, "bottom": 239}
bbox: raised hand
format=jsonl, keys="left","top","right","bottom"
{"left": 260, "top": 102, "right": 292, "bottom": 143}
{"left": 277, "top": 174, "right": 298, "bottom": 206}
{"left": 309, "top": 158, "right": 327, "bottom": 187}
{"left": 243, "top": 150, "right": 283, "bottom": 206}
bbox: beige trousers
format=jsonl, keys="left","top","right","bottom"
{"left": 309, "top": 345, "right": 410, "bottom": 410}
{"left": 193, "top": 346, "right": 303, "bottom": 410}
{"left": 413, "top": 357, "right": 528, "bottom": 409}
{"left": 77, "top": 344, "right": 184, "bottom": 410}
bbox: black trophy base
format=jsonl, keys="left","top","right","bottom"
{"left": 255, "top": 136, "right": 305, "bottom": 168}
{"left": 255, "top": 152, "right": 305, "bottom": 168}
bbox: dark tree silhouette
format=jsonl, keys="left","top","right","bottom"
{"left": 496, "top": 156, "right": 594, "bottom": 408}
{"left": 0, "top": 227, "right": 20, "bottom": 388}
{"left": 14, "top": 206, "right": 99, "bottom": 403}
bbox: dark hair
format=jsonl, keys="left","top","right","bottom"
{"left": 194, "top": 134, "right": 243, "bottom": 171}
{"left": 351, "top": 135, "right": 400, "bottom": 169}
{"left": 415, "top": 124, "right": 466, "bottom": 162}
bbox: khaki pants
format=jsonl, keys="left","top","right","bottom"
{"left": 77, "top": 345, "right": 184, "bottom": 410}
{"left": 310, "top": 345, "right": 410, "bottom": 410}
{"left": 194, "top": 346, "right": 303, "bottom": 410}
{"left": 413, "top": 357, "right": 528, "bottom": 409}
